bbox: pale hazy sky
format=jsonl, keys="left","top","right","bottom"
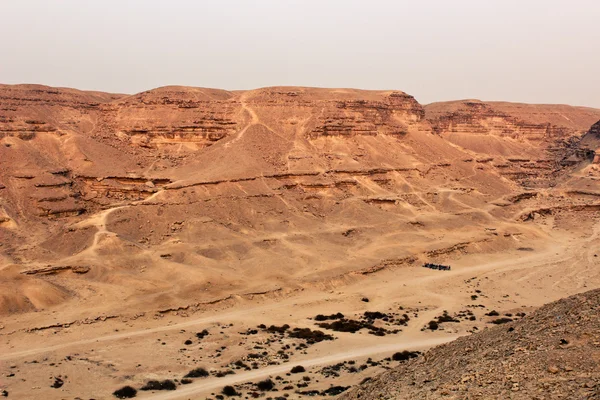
{"left": 1, "top": 0, "right": 599, "bottom": 107}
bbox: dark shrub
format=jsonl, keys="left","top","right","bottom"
{"left": 222, "top": 385, "right": 239, "bottom": 396}
{"left": 363, "top": 311, "right": 388, "bottom": 320}
{"left": 490, "top": 317, "right": 513, "bottom": 324}
{"left": 427, "top": 320, "right": 439, "bottom": 330}
{"left": 181, "top": 379, "right": 192, "bottom": 384}
{"left": 184, "top": 367, "right": 209, "bottom": 378}
{"left": 266, "top": 324, "right": 290, "bottom": 334}
{"left": 314, "top": 313, "right": 344, "bottom": 321}
{"left": 113, "top": 386, "right": 137, "bottom": 398}
{"left": 256, "top": 379, "right": 275, "bottom": 391}
{"left": 485, "top": 310, "right": 499, "bottom": 316}
{"left": 214, "top": 370, "right": 235, "bottom": 377}
{"left": 196, "top": 329, "right": 209, "bottom": 339}
{"left": 290, "top": 365, "right": 305, "bottom": 373}
{"left": 322, "top": 386, "right": 349, "bottom": 396}
{"left": 140, "top": 380, "right": 177, "bottom": 391}
{"left": 288, "top": 328, "right": 334, "bottom": 343}
{"left": 298, "top": 390, "right": 320, "bottom": 396}
{"left": 392, "top": 350, "right": 420, "bottom": 361}
{"left": 436, "top": 312, "right": 459, "bottom": 323}
{"left": 184, "top": 339, "right": 193, "bottom": 345}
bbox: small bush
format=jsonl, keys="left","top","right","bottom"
{"left": 256, "top": 378, "right": 275, "bottom": 391}
{"left": 436, "top": 311, "right": 459, "bottom": 323}
{"left": 322, "top": 386, "right": 350, "bottom": 396}
{"left": 266, "top": 324, "right": 290, "bottom": 334}
{"left": 181, "top": 379, "right": 192, "bottom": 384}
{"left": 392, "top": 350, "right": 420, "bottom": 361}
{"left": 363, "top": 311, "right": 388, "bottom": 320}
{"left": 222, "top": 385, "right": 239, "bottom": 396}
{"left": 113, "top": 386, "right": 137, "bottom": 398}
{"left": 427, "top": 320, "right": 439, "bottom": 330}
{"left": 288, "top": 328, "right": 334, "bottom": 343}
{"left": 196, "top": 329, "right": 209, "bottom": 339}
{"left": 290, "top": 365, "right": 305, "bottom": 373}
{"left": 184, "top": 367, "right": 209, "bottom": 378}
{"left": 140, "top": 380, "right": 177, "bottom": 391}
{"left": 485, "top": 310, "right": 499, "bottom": 316}
{"left": 314, "top": 313, "right": 345, "bottom": 321}
{"left": 214, "top": 370, "right": 235, "bottom": 378}
{"left": 490, "top": 317, "right": 513, "bottom": 325}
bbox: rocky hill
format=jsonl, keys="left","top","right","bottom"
{"left": 343, "top": 288, "right": 600, "bottom": 400}
{"left": 1, "top": 84, "right": 600, "bottom": 320}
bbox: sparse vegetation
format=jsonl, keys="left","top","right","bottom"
{"left": 196, "top": 329, "right": 209, "bottom": 339}
{"left": 322, "top": 386, "right": 350, "bottom": 396}
{"left": 184, "top": 367, "right": 209, "bottom": 378}
{"left": 490, "top": 317, "right": 513, "bottom": 324}
{"left": 222, "top": 385, "right": 239, "bottom": 396}
{"left": 290, "top": 365, "right": 306, "bottom": 373}
{"left": 288, "top": 327, "right": 334, "bottom": 344}
{"left": 314, "top": 312, "right": 345, "bottom": 321}
{"left": 140, "top": 380, "right": 177, "bottom": 391}
{"left": 427, "top": 320, "right": 439, "bottom": 330}
{"left": 113, "top": 386, "right": 137, "bottom": 398}
{"left": 392, "top": 350, "right": 420, "bottom": 361}
{"left": 256, "top": 378, "right": 275, "bottom": 391}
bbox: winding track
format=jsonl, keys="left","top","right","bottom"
{"left": 142, "top": 336, "right": 459, "bottom": 400}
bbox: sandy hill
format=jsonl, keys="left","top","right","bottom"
{"left": 343, "top": 288, "right": 600, "bottom": 400}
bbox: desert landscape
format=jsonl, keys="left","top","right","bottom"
{"left": 1, "top": 83, "right": 599, "bottom": 399}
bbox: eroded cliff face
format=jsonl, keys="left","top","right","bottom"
{"left": 1, "top": 84, "right": 599, "bottom": 317}
{"left": 425, "top": 100, "right": 600, "bottom": 187}
{"left": 581, "top": 120, "right": 600, "bottom": 163}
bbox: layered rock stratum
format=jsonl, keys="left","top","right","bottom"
{"left": 1, "top": 83, "right": 599, "bottom": 399}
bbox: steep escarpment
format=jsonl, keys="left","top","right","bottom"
{"left": 343, "top": 288, "right": 600, "bottom": 400}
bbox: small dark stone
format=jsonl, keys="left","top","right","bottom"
{"left": 51, "top": 377, "right": 64, "bottom": 389}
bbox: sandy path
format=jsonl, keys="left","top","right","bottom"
{"left": 141, "top": 336, "right": 459, "bottom": 400}
{"left": 0, "top": 300, "right": 286, "bottom": 361}
{"left": 224, "top": 94, "right": 259, "bottom": 148}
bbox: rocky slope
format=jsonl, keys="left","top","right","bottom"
{"left": 343, "top": 288, "right": 600, "bottom": 400}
